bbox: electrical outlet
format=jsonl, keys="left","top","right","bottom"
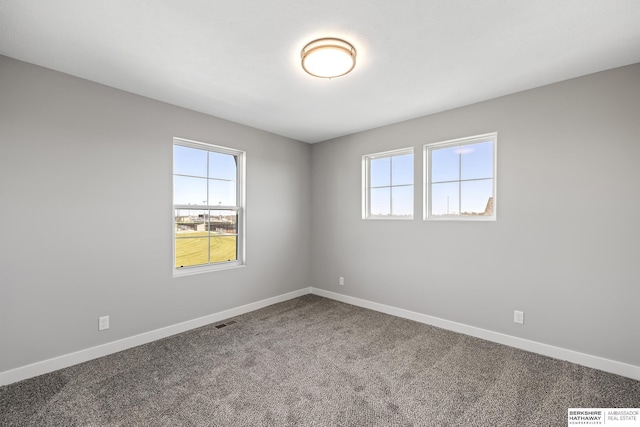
{"left": 99, "top": 315, "right": 110, "bottom": 331}
{"left": 339, "top": 276, "right": 344, "bottom": 286}
{"left": 513, "top": 310, "right": 524, "bottom": 325}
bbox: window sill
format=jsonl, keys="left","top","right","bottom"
{"left": 173, "top": 262, "right": 245, "bottom": 278}
{"left": 364, "top": 216, "right": 414, "bottom": 220}
{"left": 424, "top": 215, "right": 496, "bottom": 221}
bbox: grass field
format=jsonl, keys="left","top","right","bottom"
{"left": 175, "top": 231, "right": 237, "bottom": 268}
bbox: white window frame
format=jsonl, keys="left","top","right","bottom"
{"left": 173, "top": 137, "right": 246, "bottom": 276}
{"left": 424, "top": 133, "right": 497, "bottom": 221}
{"left": 362, "top": 147, "right": 414, "bottom": 220}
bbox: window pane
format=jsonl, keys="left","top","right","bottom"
{"left": 208, "top": 179, "right": 237, "bottom": 206}
{"left": 208, "top": 210, "right": 238, "bottom": 235}
{"left": 209, "top": 152, "right": 237, "bottom": 181}
{"left": 392, "top": 154, "right": 413, "bottom": 186}
{"left": 370, "top": 157, "right": 390, "bottom": 187}
{"left": 370, "top": 187, "right": 390, "bottom": 216}
{"left": 461, "top": 141, "right": 493, "bottom": 180}
{"left": 461, "top": 179, "right": 493, "bottom": 216}
{"left": 174, "top": 140, "right": 244, "bottom": 272}
{"left": 174, "top": 145, "right": 207, "bottom": 177}
{"left": 174, "top": 209, "right": 238, "bottom": 267}
{"left": 174, "top": 176, "right": 207, "bottom": 205}
{"left": 176, "top": 237, "right": 209, "bottom": 268}
{"left": 430, "top": 182, "right": 459, "bottom": 216}
{"left": 210, "top": 236, "right": 237, "bottom": 263}
{"left": 175, "top": 237, "right": 209, "bottom": 268}
{"left": 175, "top": 209, "right": 208, "bottom": 234}
{"left": 391, "top": 186, "right": 413, "bottom": 216}
{"left": 431, "top": 146, "right": 460, "bottom": 183}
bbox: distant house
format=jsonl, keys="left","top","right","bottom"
{"left": 484, "top": 197, "right": 493, "bottom": 216}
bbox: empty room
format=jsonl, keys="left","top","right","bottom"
{"left": 1, "top": 1, "right": 639, "bottom": 426}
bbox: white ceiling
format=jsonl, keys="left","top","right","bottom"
{"left": 1, "top": 1, "right": 639, "bottom": 143}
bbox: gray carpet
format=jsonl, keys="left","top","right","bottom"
{"left": 1, "top": 295, "right": 639, "bottom": 426}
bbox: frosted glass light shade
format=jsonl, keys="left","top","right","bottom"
{"left": 301, "top": 38, "right": 356, "bottom": 78}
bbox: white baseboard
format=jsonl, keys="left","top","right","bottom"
{"left": 310, "top": 287, "right": 640, "bottom": 381}
{"left": 3, "top": 286, "right": 638, "bottom": 386}
{"left": 0, "top": 287, "right": 311, "bottom": 386}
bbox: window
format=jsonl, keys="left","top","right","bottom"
{"left": 173, "top": 138, "right": 245, "bottom": 274}
{"left": 424, "top": 133, "right": 496, "bottom": 220}
{"left": 363, "top": 148, "right": 414, "bottom": 219}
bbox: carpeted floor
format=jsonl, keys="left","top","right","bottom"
{"left": 1, "top": 294, "right": 639, "bottom": 426}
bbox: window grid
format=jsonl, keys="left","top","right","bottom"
{"left": 424, "top": 133, "right": 496, "bottom": 221}
{"left": 363, "top": 148, "right": 414, "bottom": 219}
{"left": 173, "top": 138, "right": 244, "bottom": 275}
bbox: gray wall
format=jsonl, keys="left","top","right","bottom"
{"left": 0, "top": 56, "right": 311, "bottom": 372}
{"left": 2, "top": 53, "right": 639, "bottom": 374}
{"left": 310, "top": 63, "right": 640, "bottom": 366}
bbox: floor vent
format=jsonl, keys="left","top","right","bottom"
{"left": 215, "top": 320, "right": 236, "bottom": 329}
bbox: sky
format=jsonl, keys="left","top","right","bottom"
{"left": 429, "top": 141, "right": 494, "bottom": 215}
{"left": 173, "top": 145, "right": 237, "bottom": 207}
{"left": 370, "top": 153, "right": 413, "bottom": 216}
{"left": 174, "top": 140, "right": 494, "bottom": 219}
{"left": 368, "top": 140, "right": 494, "bottom": 217}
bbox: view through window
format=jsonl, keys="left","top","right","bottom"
{"left": 363, "top": 148, "right": 414, "bottom": 219}
{"left": 425, "top": 133, "right": 496, "bottom": 220}
{"left": 173, "top": 139, "right": 244, "bottom": 272}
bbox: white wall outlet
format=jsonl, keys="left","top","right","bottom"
{"left": 99, "top": 315, "right": 110, "bottom": 331}
{"left": 339, "top": 276, "right": 344, "bottom": 286}
{"left": 514, "top": 310, "right": 524, "bottom": 325}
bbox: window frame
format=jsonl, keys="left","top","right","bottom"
{"left": 423, "top": 133, "right": 497, "bottom": 221}
{"left": 172, "top": 137, "right": 246, "bottom": 276}
{"left": 362, "top": 147, "right": 414, "bottom": 220}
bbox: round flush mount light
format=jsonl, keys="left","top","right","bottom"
{"left": 301, "top": 38, "right": 356, "bottom": 79}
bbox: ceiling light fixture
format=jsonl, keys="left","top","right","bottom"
{"left": 301, "top": 38, "right": 356, "bottom": 79}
